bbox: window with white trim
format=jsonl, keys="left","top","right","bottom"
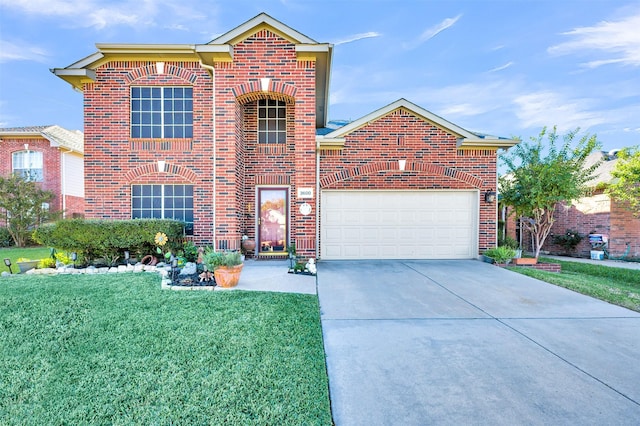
{"left": 131, "top": 184, "right": 194, "bottom": 234}
{"left": 131, "top": 87, "right": 193, "bottom": 138}
{"left": 12, "top": 150, "right": 43, "bottom": 182}
{"left": 258, "top": 99, "right": 286, "bottom": 143}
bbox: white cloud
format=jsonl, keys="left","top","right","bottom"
{"left": 403, "top": 14, "right": 462, "bottom": 49}
{"left": 487, "top": 62, "right": 514, "bottom": 73}
{"left": 512, "top": 91, "right": 608, "bottom": 131}
{"left": 0, "top": 40, "right": 50, "bottom": 63}
{"left": 0, "top": 0, "right": 206, "bottom": 31}
{"left": 548, "top": 11, "right": 640, "bottom": 68}
{"left": 333, "top": 32, "right": 381, "bottom": 46}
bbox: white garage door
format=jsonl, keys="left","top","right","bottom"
{"left": 321, "top": 190, "right": 478, "bottom": 260}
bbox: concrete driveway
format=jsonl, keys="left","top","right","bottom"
{"left": 318, "top": 260, "right": 640, "bottom": 425}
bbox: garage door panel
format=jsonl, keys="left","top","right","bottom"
{"left": 321, "top": 190, "right": 478, "bottom": 260}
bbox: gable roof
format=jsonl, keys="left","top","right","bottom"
{"left": 0, "top": 125, "right": 84, "bottom": 154}
{"left": 52, "top": 12, "right": 332, "bottom": 128}
{"left": 317, "top": 98, "right": 519, "bottom": 150}
{"left": 209, "top": 12, "right": 317, "bottom": 45}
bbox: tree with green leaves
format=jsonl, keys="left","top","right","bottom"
{"left": 499, "top": 127, "right": 601, "bottom": 259}
{"left": 0, "top": 174, "right": 59, "bottom": 247}
{"left": 606, "top": 146, "right": 640, "bottom": 216}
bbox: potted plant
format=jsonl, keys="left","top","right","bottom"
{"left": 203, "top": 250, "right": 244, "bottom": 288}
{"left": 482, "top": 247, "right": 516, "bottom": 265}
{"left": 16, "top": 257, "right": 39, "bottom": 273}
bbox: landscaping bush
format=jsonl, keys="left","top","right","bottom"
{"left": 483, "top": 246, "right": 517, "bottom": 264}
{"left": 34, "top": 219, "right": 185, "bottom": 265}
{"left": 552, "top": 229, "right": 583, "bottom": 254}
{"left": 0, "top": 227, "right": 13, "bottom": 247}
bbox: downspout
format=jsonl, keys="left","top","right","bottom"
{"left": 200, "top": 61, "right": 216, "bottom": 245}
{"left": 316, "top": 138, "right": 320, "bottom": 259}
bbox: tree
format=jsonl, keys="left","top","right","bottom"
{"left": 606, "top": 146, "right": 640, "bottom": 216}
{"left": 499, "top": 127, "right": 601, "bottom": 259}
{"left": 0, "top": 174, "right": 59, "bottom": 247}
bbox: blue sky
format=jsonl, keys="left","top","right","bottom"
{"left": 1, "top": 0, "right": 639, "bottom": 153}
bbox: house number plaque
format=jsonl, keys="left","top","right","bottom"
{"left": 297, "top": 187, "right": 313, "bottom": 199}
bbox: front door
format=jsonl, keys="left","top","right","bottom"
{"left": 257, "top": 187, "right": 289, "bottom": 255}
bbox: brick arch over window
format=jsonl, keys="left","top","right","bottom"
{"left": 320, "top": 161, "right": 485, "bottom": 188}
{"left": 233, "top": 80, "right": 297, "bottom": 105}
{"left": 124, "top": 163, "right": 198, "bottom": 183}
{"left": 124, "top": 64, "right": 198, "bottom": 85}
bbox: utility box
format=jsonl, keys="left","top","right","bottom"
{"left": 590, "top": 250, "right": 604, "bottom": 260}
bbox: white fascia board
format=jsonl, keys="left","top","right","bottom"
{"left": 323, "top": 98, "right": 478, "bottom": 139}
{"left": 210, "top": 12, "right": 317, "bottom": 45}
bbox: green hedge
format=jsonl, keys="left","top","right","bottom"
{"left": 34, "top": 219, "right": 185, "bottom": 265}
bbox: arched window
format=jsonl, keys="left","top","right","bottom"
{"left": 12, "top": 150, "right": 43, "bottom": 181}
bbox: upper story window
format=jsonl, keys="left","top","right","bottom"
{"left": 131, "top": 87, "right": 193, "bottom": 139}
{"left": 12, "top": 150, "right": 43, "bottom": 182}
{"left": 258, "top": 99, "right": 286, "bottom": 143}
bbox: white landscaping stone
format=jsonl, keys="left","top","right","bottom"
{"left": 133, "top": 264, "right": 144, "bottom": 273}
{"left": 144, "top": 265, "right": 156, "bottom": 272}
{"left": 1, "top": 271, "right": 10, "bottom": 277}
{"left": 180, "top": 262, "right": 197, "bottom": 275}
{"left": 108, "top": 267, "right": 118, "bottom": 273}
{"left": 117, "top": 265, "right": 127, "bottom": 273}
{"left": 126, "top": 264, "right": 134, "bottom": 272}
{"left": 99, "top": 267, "right": 109, "bottom": 274}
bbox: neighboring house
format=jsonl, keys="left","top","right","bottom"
{"left": 501, "top": 150, "right": 640, "bottom": 259}
{"left": 544, "top": 150, "right": 640, "bottom": 259}
{"left": 0, "top": 125, "right": 85, "bottom": 218}
{"left": 52, "top": 13, "right": 516, "bottom": 260}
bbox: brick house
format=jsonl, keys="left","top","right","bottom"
{"left": 52, "top": 13, "right": 516, "bottom": 259}
{"left": 502, "top": 150, "right": 640, "bottom": 260}
{"left": 544, "top": 151, "right": 640, "bottom": 259}
{"left": 0, "top": 125, "right": 85, "bottom": 218}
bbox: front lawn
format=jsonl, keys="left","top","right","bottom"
{"left": 0, "top": 246, "right": 52, "bottom": 273}
{"left": 0, "top": 273, "right": 332, "bottom": 425}
{"left": 508, "top": 258, "right": 640, "bottom": 312}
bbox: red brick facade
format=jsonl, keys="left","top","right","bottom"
{"left": 54, "top": 13, "right": 512, "bottom": 259}
{"left": 319, "top": 109, "right": 499, "bottom": 252}
{"left": 0, "top": 134, "right": 84, "bottom": 218}
{"left": 502, "top": 191, "right": 640, "bottom": 260}
{"left": 545, "top": 191, "right": 640, "bottom": 259}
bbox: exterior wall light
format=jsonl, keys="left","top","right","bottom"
{"left": 485, "top": 190, "right": 496, "bottom": 203}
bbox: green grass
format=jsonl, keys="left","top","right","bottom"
{"left": 0, "top": 273, "right": 332, "bottom": 425}
{"left": 508, "top": 257, "right": 640, "bottom": 312}
{"left": 0, "top": 246, "right": 52, "bottom": 273}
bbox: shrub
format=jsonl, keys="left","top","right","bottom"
{"left": 0, "top": 227, "right": 13, "bottom": 247}
{"left": 483, "top": 246, "right": 517, "bottom": 264}
{"left": 552, "top": 229, "right": 583, "bottom": 253}
{"left": 498, "top": 235, "right": 519, "bottom": 249}
{"left": 181, "top": 240, "right": 199, "bottom": 263}
{"left": 34, "top": 219, "right": 185, "bottom": 265}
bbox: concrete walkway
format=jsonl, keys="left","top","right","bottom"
{"left": 544, "top": 254, "right": 640, "bottom": 270}
{"left": 318, "top": 260, "right": 640, "bottom": 425}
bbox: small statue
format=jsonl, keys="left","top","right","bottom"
{"left": 305, "top": 258, "right": 317, "bottom": 275}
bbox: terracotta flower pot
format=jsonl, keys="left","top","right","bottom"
{"left": 213, "top": 263, "right": 244, "bottom": 288}
{"left": 241, "top": 239, "right": 256, "bottom": 252}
